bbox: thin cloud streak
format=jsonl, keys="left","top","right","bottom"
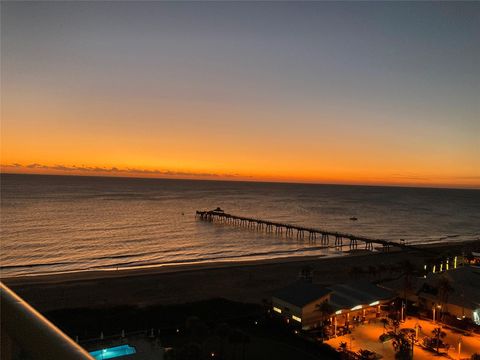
{"left": 2, "top": 163, "right": 240, "bottom": 179}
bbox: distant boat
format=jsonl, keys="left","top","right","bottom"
{"left": 349, "top": 217, "right": 358, "bottom": 221}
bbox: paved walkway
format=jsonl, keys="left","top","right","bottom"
{"left": 325, "top": 316, "right": 480, "bottom": 360}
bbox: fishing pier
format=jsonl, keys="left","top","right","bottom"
{"left": 196, "top": 209, "right": 412, "bottom": 252}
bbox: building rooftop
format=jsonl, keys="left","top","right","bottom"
{"left": 328, "top": 281, "right": 395, "bottom": 311}
{"left": 272, "top": 281, "right": 332, "bottom": 308}
{"left": 272, "top": 280, "right": 395, "bottom": 310}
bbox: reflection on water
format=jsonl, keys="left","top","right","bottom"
{"left": 1, "top": 174, "right": 479, "bottom": 276}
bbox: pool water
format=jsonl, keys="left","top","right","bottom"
{"left": 89, "top": 345, "right": 136, "bottom": 359}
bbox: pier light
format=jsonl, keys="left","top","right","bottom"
{"left": 369, "top": 301, "right": 379, "bottom": 306}
{"left": 351, "top": 305, "right": 362, "bottom": 311}
{"left": 292, "top": 315, "right": 301, "bottom": 322}
{"left": 335, "top": 310, "right": 342, "bottom": 315}
{"left": 446, "top": 259, "right": 449, "bottom": 270}
{"left": 273, "top": 307, "right": 282, "bottom": 314}
{"left": 440, "top": 263, "right": 443, "bottom": 272}
{"left": 454, "top": 256, "right": 458, "bottom": 268}
{"left": 433, "top": 265, "right": 436, "bottom": 273}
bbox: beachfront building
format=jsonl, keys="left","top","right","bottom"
{"left": 382, "top": 265, "right": 480, "bottom": 325}
{"left": 328, "top": 282, "right": 396, "bottom": 329}
{"left": 271, "top": 281, "right": 332, "bottom": 330}
{"left": 271, "top": 280, "right": 395, "bottom": 331}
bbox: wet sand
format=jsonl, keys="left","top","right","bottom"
{"left": 2, "top": 240, "right": 479, "bottom": 312}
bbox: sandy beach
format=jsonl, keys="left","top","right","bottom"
{"left": 3, "top": 240, "right": 479, "bottom": 312}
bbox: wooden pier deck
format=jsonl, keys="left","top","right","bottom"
{"left": 196, "top": 209, "right": 414, "bottom": 252}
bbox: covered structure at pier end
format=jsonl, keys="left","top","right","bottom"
{"left": 271, "top": 280, "right": 395, "bottom": 331}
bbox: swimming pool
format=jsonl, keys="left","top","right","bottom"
{"left": 89, "top": 345, "right": 136, "bottom": 360}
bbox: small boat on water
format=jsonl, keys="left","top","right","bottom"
{"left": 349, "top": 217, "right": 358, "bottom": 221}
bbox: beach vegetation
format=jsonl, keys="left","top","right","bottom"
{"left": 431, "top": 327, "right": 447, "bottom": 354}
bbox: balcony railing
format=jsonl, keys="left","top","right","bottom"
{"left": 1, "top": 282, "right": 94, "bottom": 360}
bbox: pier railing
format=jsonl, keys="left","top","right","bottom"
{"left": 196, "top": 210, "right": 415, "bottom": 252}
{"left": 0, "top": 282, "right": 94, "bottom": 360}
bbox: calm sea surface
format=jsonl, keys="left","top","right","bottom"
{"left": 1, "top": 174, "right": 479, "bottom": 277}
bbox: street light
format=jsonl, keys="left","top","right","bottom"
{"left": 334, "top": 316, "right": 337, "bottom": 338}
{"left": 457, "top": 337, "right": 462, "bottom": 360}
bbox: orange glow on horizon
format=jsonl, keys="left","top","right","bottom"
{"left": 2, "top": 1, "right": 479, "bottom": 191}
{"left": 1, "top": 162, "right": 479, "bottom": 189}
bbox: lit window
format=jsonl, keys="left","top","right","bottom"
{"left": 292, "top": 315, "right": 301, "bottom": 322}
{"left": 273, "top": 307, "right": 282, "bottom": 314}
{"left": 473, "top": 310, "right": 480, "bottom": 325}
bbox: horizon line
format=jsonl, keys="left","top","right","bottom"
{"left": 2, "top": 171, "right": 479, "bottom": 191}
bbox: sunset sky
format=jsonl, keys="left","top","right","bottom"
{"left": 1, "top": 1, "right": 479, "bottom": 188}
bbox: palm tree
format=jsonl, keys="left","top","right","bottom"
{"left": 399, "top": 260, "right": 416, "bottom": 309}
{"left": 316, "top": 301, "right": 335, "bottom": 338}
{"left": 392, "top": 320, "right": 400, "bottom": 335}
{"left": 299, "top": 265, "right": 313, "bottom": 282}
{"left": 431, "top": 327, "right": 447, "bottom": 354}
{"left": 392, "top": 332, "right": 413, "bottom": 360}
{"left": 437, "top": 276, "right": 453, "bottom": 321}
{"left": 380, "top": 318, "right": 390, "bottom": 334}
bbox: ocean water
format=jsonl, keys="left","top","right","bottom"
{"left": 1, "top": 174, "right": 479, "bottom": 277}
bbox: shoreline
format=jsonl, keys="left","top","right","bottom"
{"left": 3, "top": 239, "right": 479, "bottom": 312}
{"left": 3, "top": 239, "right": 478, "bottom": 286}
